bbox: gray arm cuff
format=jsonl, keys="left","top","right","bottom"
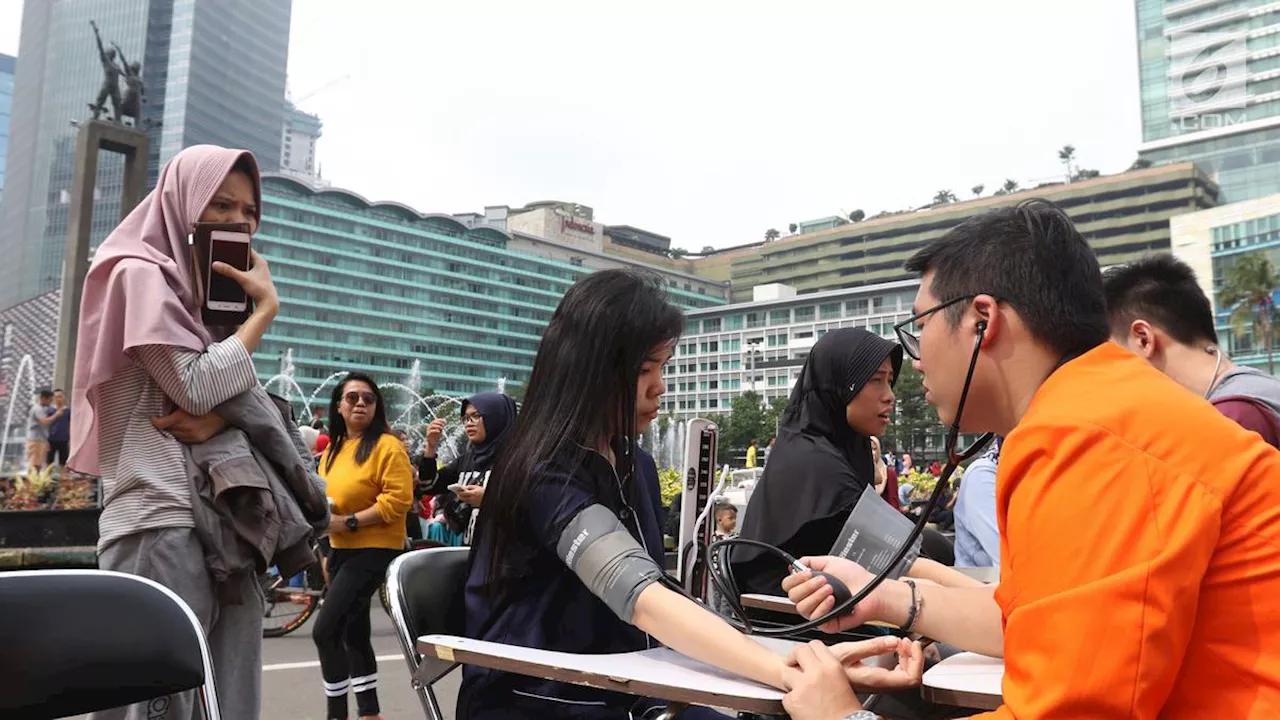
{"left": 557, "top": 504, "right": 664, "bottom": 623}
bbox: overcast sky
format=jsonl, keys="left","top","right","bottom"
{"left": 0, "top": 0, "right": 1142, "bottom": 250}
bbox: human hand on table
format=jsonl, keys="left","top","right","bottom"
{"left": 781, "top": 556, "right": 886, "bottom": 633}
{"left": 151, "top": 409, "right": 228, "bottom": 444}
{"left": 814, "top": 636, "right": 925, "bottom": 690}
{"left": 781, "top": 640, "right": 865, "bottom": 720}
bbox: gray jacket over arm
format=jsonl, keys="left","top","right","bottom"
{"left": 186, "top": 387, "right": 330, "bottom": 601}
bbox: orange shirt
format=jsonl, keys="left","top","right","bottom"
{"left": 979, "top": 343, "right": 1280, "bottom": 719}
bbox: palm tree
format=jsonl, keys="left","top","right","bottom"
{"left": 971, "top": 184, "right": 984, "bottom": 198}
{"left": 848, "top": 209, "right": 865, "bottom": 222}
{"left": 993, "top": 179, "right": 1020, "bottom": 196}
{"left": 788, "top": 223, "right": 798, "bottom": 234}
{"left": 1219, "top": 252, "right": 1280, "bottom": 375}
{"left": 1058, "top": 144, "right": 1076, "bottom": 182}
{"left": 764, "top": 228, "right": 780, "bottom": 242}
{"left": 932, "top": 190, "right": 957, "bottom": 206}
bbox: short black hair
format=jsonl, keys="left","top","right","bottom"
{"left": 904, "top": 199, "right": 1110, "bottom": 359}
{"left": 1101, "top": 254, "right": 1218, "bottom": 345}
{"left": 38, "top": 389, "right": 53, "bottom": 399}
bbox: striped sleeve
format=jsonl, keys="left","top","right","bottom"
{"left": 132, "top": 337, "right": 259, "bottom": 415}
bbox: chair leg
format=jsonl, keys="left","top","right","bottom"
{"left": 198, "top": 683, "right": 222, "bottom": 720}
{"left": 411, "top": 681, "right": 445, "bottom": 720}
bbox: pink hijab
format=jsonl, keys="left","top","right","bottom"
{"left": 68, "top": 145, "right": 261, "bottom": 475}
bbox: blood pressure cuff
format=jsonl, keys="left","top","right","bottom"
{"left": 556, "top": 504, "right": 664, "bottom": 623}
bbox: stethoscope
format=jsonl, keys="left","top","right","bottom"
{"left": 699, "top": 321, "right": 996, "bottom": 636}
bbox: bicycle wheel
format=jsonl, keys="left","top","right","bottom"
{"left": 262, "top": 572, "right": 319, "bottom": 638}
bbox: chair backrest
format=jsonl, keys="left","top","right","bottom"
{"left": 387, "top": 546, "right": 470, "bottom": 653}
{"left": 0, "top": 569, "right": 213, "bottom": 718}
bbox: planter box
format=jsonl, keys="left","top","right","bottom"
{"left": 0, "top": 507, "right": 100, "bottom": 549}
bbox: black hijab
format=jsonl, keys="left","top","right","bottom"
{"left": 459, "top": 392, "right": 518, "bottom": 472}
{"left": 733, "top": 328, "right": 903, "bottom": 593}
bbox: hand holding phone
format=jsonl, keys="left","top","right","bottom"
{"left": 204, "top": 229, "right": 252, "bottom": 312}
{"left": 213, "top": 248, "right": 277, "bottom": 312}
{"left": 447, "top": 483, "right": 466, "bottom": 494}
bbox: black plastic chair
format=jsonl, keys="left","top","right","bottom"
{"left": 0, "top": 569, "right": 221, "bottom": 719}
{"left": 385, "top": 546, "right": 470, "bottom": 720}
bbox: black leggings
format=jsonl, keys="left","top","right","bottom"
{"left": 312, "top": 547, "right": 398, "bottom": 719}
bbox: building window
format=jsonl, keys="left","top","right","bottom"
{"left": 846, "top": 298, "right": 868, "bottom": 316}
{"left": 769, "top": 309, "right": 791, "bottom": 325}
{"left": 704, "top": 317, "right": 722, "bottom": 332}
{"left": 794, "top": 306, "right": 815, "bottom": 322}
{"left": 725, "top": 315, "right": 744, "bottom": 330}
{"left": 820, "top": 302, "right": 841, "bottom": 320}
{"left": 746, "top": 312, "right": 765, "bottom": 329}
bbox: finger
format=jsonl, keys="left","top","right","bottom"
{"left": 150, "top": 412, "right": 180, "bottom": 430}
{"left": 779, "top": 666, "right": 803, "bottom": 692}
{"left": 809, "top": 641, "right": 844, "bottom": 673}
{"left": 780, "top": 569, "right": 812, "bottom": 592}
{"left": 248, "top": 249, "right": 269, "bottom": 269}
{"left": 210, "top": 261, "right": 244, "bottom": 279}
{"left": 901, "top": 640, "right": 925, "bottom": 681}
{"left": 790, "top": 642, "right": 819, "bottom": 671}
{"left": 833, "top": 637, "right": 899, "bottom": 663}
{"left": 795, "top": 585, "right": 834, "bottom": 618}
{"left": 786, "top": 574, "right": 828, "bottom": 602}
{"left": 798, "top": 556, "right": 828, "bottom": 571}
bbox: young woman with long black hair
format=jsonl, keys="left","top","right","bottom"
{"left": 313, "top": 373, "right": 413, "bottom": 720}
{"left": 458, "top": 271, "right": 919, "bottom": 720}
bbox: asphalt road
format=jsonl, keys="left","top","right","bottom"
{"left": 260, "top": 610, "right": 460, "bottom": 720}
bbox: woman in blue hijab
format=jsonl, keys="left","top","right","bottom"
{"left": 416, "top": 392, "right": 518, "bottom": 545}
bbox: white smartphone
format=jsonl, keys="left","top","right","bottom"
{"left": 205, "top": 229, "right": 251, "bottom": 312}
{"left": 448, "top": 483, "right": 466, "bottom": 494}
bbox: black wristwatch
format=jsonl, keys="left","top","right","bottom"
{"left": 345, "top": 514, "right": 359, "bottom": 532}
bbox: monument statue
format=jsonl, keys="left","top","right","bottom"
{"left": 89, "top": 20, "right": 123, "bottom": 122}
{"left": 111, "top": 42, "right": 145, "bottom": 127}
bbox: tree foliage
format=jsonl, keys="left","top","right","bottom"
{"left": 1220, "top": 252, "right": 1280, "bottom": 375}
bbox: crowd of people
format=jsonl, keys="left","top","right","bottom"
{"left": 58, "top": 143, "right": 1280, "bottom": 720}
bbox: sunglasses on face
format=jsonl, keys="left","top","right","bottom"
{"left": 344, "top": 391, "right": 377, "bottom": 406}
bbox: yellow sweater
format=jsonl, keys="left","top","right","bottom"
{"left": 320, "top": 433, "right": 414, "bottom": 550}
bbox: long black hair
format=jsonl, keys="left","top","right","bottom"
{"left": 323, "top": 372, "right": 391, "bottom": 472}
{"left": 478, "top": 269, "right": 684, "bottom": 586}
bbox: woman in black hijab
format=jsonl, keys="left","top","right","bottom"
{"left": 417, "top": 392, "right": 518, "bottom": 544}
{"left": 733, "top": 328, "right": 903, "bottom": 595}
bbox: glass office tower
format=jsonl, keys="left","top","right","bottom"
{"left": 0, "top": 0, "right": 291, "bottom": 309}
{"left": 1136, "top": 0, "right": 1280, "bottom": 202}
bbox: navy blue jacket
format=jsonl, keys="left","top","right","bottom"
{"left": 459, "top": 441, "right": 666, "bottom": 720}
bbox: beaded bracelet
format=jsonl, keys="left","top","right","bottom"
{"left": 901, "top": 579, "right": 922, "bottom": 634}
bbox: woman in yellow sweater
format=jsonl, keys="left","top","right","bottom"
{"left": 314, "top": 372, "right": 413, "bottom": 720}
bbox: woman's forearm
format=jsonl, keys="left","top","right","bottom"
{"left": 234, "top": 300, "right": 278, "bottom": 355}
{"left": 632, "top": 584, "right": 787, "bottom": 689}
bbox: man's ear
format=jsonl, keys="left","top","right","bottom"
{"left": 1127, "top": 319, "right": 1159, "bottom": 360}
{"left": 971, "top": 294, "right": 1002, "bottom": 349}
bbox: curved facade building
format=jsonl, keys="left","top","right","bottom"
{"left": 254, "top": 175, "right": 727, "bottom": 403}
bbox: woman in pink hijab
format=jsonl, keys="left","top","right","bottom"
{"left": 71, "top": 145, "right": 278, "bottom": 720}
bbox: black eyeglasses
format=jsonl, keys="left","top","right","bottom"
{"left": 344, "top": 391, "right": 377, "bottom": 406}
{"left": 893, "top": 296, "right": 975, "bottom": 361}
{"left": 462, "top": 412, "right": 484, "bottom": 425}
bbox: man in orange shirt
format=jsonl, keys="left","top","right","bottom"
{"left": 780, "top": 200, "right": 1280, "bottom": 720}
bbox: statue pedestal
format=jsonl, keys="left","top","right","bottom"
{"left": 53, "top": 119, "right": 148, "bottom": 393}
